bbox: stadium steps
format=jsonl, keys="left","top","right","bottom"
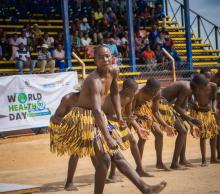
{"left": 0, "top": 65, "right": 131, "bottom": 72}
{"left": 0, "top": 18, "right": 63, "bottom": 23}
{"left": 182, "top": 56, "right": 220, "bottom": 60}
{"left": 0, "top": 13, "right": 219, "bottom": 80}
{"left": 141, "top": 26, "right": 185, "bottom": 31}
{"left": 0, "top": 18, "right": 177, "bottom": 25}
{"left": 193, "top": 62, "right": 218, "bottom": 67}
{"left": 172, "top": 37, "right": 203, "bottom": 41}
{"left": 174, "top": 43, "right": 210, "bottom": 47}
{"left": 0, "top": 25, "right": 63, "bottom": 29}
{"left": 178, "top": 49, "right": 220, "bottom": 54}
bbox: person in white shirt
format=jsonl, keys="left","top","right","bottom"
{"left": 9, "top": 33, "right": 20, "bottom": 60}
{"left": 43, "top": 32, "right": 54, "bottom": 50}
{"left": 79, "top": 17, "right": 91, "bottom": 33}
{"left": 120, "top": 31, "right": 129, "bottom": 58}
{"left": 37, "top": 44, "right": 55, "bottom": 73}
{"left": 53, "top": 43, "right": 66, "bottom": 72}
{"left": 15, "top": 43, "right": 35, "bottom": 74}
{"left": 17, "top": 30, "right": 28, "bottom": 47}
{"left": 81, "top": 33, "right": 92, "bottom": 47}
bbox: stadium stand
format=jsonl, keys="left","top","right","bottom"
{"left": 0, "top": 0, "right": 220, "bottom": 84}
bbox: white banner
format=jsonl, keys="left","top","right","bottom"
{"left": 0, "top": 72, "right": 78, "bottom": 132}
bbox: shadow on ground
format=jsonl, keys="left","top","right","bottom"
{"left": 40, "top": 173, "right": 94, "bottom": 193}
{"left": 39, "top": 158, "right": 204, "bottom": 193}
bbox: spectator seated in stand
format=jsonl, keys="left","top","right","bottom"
{"left": 169, "top": 45, "right": 182, "bottom": 70}
{"left": 120, "top": 31, "right": 129, "bottom": 58}
{"left": 154, "top": 31, "right": 165, "bottom": 50}
{"left": 37, "top": 44, "right": 55, "bottom": 73}
{"left": 0, "top": 30, "right": 10, "bottom": 60}
{"left": 43, "top": 32, "right": 54, "bottom": 51}
{"left": 140, "top": 6, "right": 154, "bottom": 27}
{"left": 94, "top": 7, "right": 104, "bottom": 31}
{"left": 9, "top": 33, "right": 20, "bottom": 60}
{"left": 154, "top": 44, "right": 166, "bottom": 70}
{"left": 15, "top": 43, "right": 35, "bottom": 74}
{"left": 32, "top": 24, "right": 43, "bottom": 49}
{"left": 160, "top": 27, "right": 169, "bottom": 36}
{"left": 81, "top": 32, "right": 92, "bottom": 57}
{"left": 163, "top": 34, "right": 174, "bottom": 52}
{"left": 54, "top": 32, "right": 64, "bottom": 47}
{"left": 154, "top": 3, "right": 165, "bottom": 22}
{"left": 80, "top": 17, "right": 91, "bottom": 34}
{"left": 142, "top": 44, "right": 159, "bottom": 71}
{"left": 71, "top": 30, "right": 81, "bottom": 55}
{"left": 134, "top": 32, "right": 143, "bottom": 57}
{"left": 103, "top": 7, "right": 116, "bottom": 31}
{"left": 17, "top": 30, "right": 28, "bottom": 48}
{"left": 107, "top": 37, "right": 121, "bottom": 65}
{"left": 148, "top": 23, "right": 160, "bottom": 49}
{"left": 85, "top": 45, "right": 95, "bottom": 59}
{"left": 53, "top": 43, "right": 67, "bottom": 72}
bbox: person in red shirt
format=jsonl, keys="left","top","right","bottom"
{"left": 163, "top": 35, "right": 174, "bottom": 52}
{"left": 142, "top": 44, "right": 158, "bottom": 71}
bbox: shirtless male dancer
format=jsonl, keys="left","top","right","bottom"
{"left": 133, "top": 78, "right": 176, "bottom": 171}
{"left": 102, "top": 78, "right": 153, "bottom": 181}
{"left": 50, "top": 45, "right": 166, "bottom": 194}
{"left": 161, "top": 74, "right": 208, "bottom": 170}
{"left": 50, "top": 79, "right": 151, "bottom": 190}
{"left": 192, "top": 68, "right": 219, "bottom": 166}
{"left": 49, "top": 92, "right": 82, "bottom": 190}
{"left": 211, "top": 66, "right": 220, "bottom": 160}
{"left": 49, "top": 79, "right": 150, "bottom": 190}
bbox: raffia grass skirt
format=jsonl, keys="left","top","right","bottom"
{"left": 135, "top": 102, "right": 154, "bottom": 130}
{"left": 190, "top": 109, "right": 218, "bottom": 139}
{"left": 49, "top": 107, "right": 130, "bottom": 157}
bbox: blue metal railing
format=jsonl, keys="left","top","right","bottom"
{"left": 167, "top": 0, "right": 220, "bottom": 53}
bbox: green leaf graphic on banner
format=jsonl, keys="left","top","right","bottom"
{"left": 36, "top": 100, "right": 45, "bottom": 110}
{"left": 18, "top": 93, "right": 27, "bottom": 104}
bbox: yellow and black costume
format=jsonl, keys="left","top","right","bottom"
{"left": 190, "top": 108, "right": 218, "bottom": 139}
{"left": 159, "top": 97, "right": 194, "bottom": 132}
{"left": 49, "top": 107, "right": 130, "bottom": 157}
{"left": 159, "top": 97, "right": 176, "bottom": 129}
{"left": 135, "top": 101, "right": 155, "bottom": 130}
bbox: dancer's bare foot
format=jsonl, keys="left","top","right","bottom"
{"left": 179, "top": 160, "right": 195, "bottom": 167}
{"left": 170, "top": 164, "right": 188, "bottom": 170}
{"left": 106, "top": 177, "right": 123, "bottom": 183}
{"left": 201, "top": 161, "right": 208, "bottom": 167}
{"left": 64, "top": 182, "right": 78, "bottom": 191}
{"left": 143, "top": 181, "right": 167, "bottom": 194}
{"left": 210, "top": 159, "right": 220, "bottom": 164}
{"left": 136, "top": 168, "right": 154, "bottom": 177}
{"left": 156, "top": 163, "right": 171, "bottom": 171}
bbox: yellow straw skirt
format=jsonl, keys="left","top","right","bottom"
{"left": 159, "top": 98, "right": 176, "bottom": 130}
{"left": 135, "top": 101, "right": 154, "bottom": 130}
{"left": 190, "top": 109, "right": 218, "bottom": 139}
{"left": 107, "top": 120, "right": 130, "bottom": 150}
{"left": 49, "top": 107, "right": 126, "bottom": 157}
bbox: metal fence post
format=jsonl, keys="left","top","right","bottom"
{"left": 181, "top": 5, "right": 185, "bottom": 27}
{"left": 162, "top": 0, "right": 166, "bottom": 16}
{"left": 61, "top": 0, "right": 72, "bottom": 69}
{"left": 215, "top": 26, "right": 219, "bottom": 54}
{"left": 165, "top": 0, "right": 168, "bottom": 16}
{"left": 184, "top": 0, "right": 193, "bottom": 70}
{"left": 197, "top": 15, "right": 201, "bottom": 38}
{"left": 126, "top": 0, "right": 136, "bottom": 72}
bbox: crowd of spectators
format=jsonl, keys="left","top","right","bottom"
{"left": 0, "top": 0, "right": 182, "bottom": 73}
